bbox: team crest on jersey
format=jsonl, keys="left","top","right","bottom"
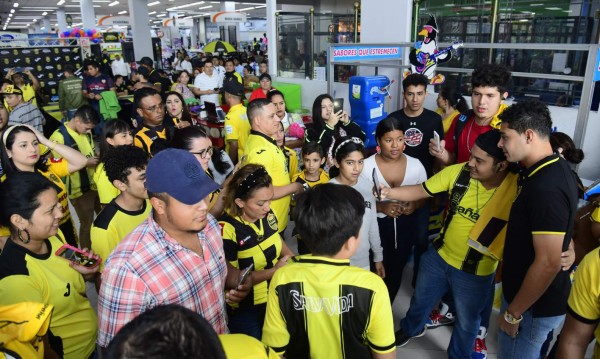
{"left": 267, "top": 213, "right": 278, "bottom": 230}
{"left": 404, "top": 127, "right": 423, "bottom": 147}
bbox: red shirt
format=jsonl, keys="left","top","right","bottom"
{"left": 444, "top": 115, "right": 493, "bottom": 164}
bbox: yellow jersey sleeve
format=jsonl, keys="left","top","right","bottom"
{"left": 47, "top": 157, "right": 70, "bottom": 178}
{"left": 0, "top": 302, "right": 53, "bottom": 359}
{"left": 591, "top": 206, "right": 600, "bottom": 223}
{"left": 94, "top": 163, "right": 120, "bottom": 205}
{"left": 90, "top": 225, "right": 114, "bottom": 272}
{"left": 423, "top": 163, "right": 464, "bottom": 196}
{"left": 219, "top": 221, "right": 239, "bottom": 268}
{"left": 0, "top": 275, "right": 45, "bottom": 304}
{"left": 219, "top": 334, "right": 279, "bottom": 359}
{"left": 262, "top": 272, "right": 290, "bottom": 354}
{"left": 568, "top": 248, "right": 600, "bottom": 322}
{"left": 366, "top": 279, "right": 396, "bottom": 354}
{"left": 224, "top": 117, "right": 240, "bottom": 142}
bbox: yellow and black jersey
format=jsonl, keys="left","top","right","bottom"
{"left": 292, "top": 169, "right": 329, "bottom": 188}
{"left": 244, "top": 131, "right": 291, "bottom": 230}
{"left": 224, "top": 103, "right": 251, "bottom": 161}
{"left": 91, "top": 199, "right": 151, "bottom": 271}
{"left": 0, "top": 302, "right": 53, "bottom": 359}
{"left": 206, "top": 170, "right": 222, "bottom": 210}
{"left": 282, "top": 146, "right": 298, "bottom": 180}
{"left": 134, "top": 123, "right": 170, "bottom": 157}
{"left": 0, "top": 233, "right": 97, "bottom": 359}
{"left": 567, "top": 248, "right": 600, "bottom": 359}
{"left": 219, "top": 334, "right": 280, "bottom": 359}
{"left": 219, "top": 210, "right": 282, "bottom": 306}
{"left": 262, "top": 255, "right": 395, "bottom": 358}
{"left": 94, "top": 162, "right": 120, "bottom": 205}
{"left": 423, "top": 163, "right": 498, "bottom": 276}
{"left": 49, "top": 124, "right": 97, "bottom": 199}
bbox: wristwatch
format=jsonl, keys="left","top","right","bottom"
{"left": 503, "top": 310, "right": 523, "bottom": 325}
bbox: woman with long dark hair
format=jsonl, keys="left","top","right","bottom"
{"left": 0, "top": 125, "right": 87, "bottom": 247}
{"left": 436, "top": 85, "right": 469, "bottom": 135}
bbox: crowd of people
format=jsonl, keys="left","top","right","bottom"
{"left": 0, "top": 52, "right": 599, "bottom": 359}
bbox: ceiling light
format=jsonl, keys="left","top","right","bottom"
{"left": 33, "top": 19, "right": 37, "bottom": 22}
{"left": 562, "top": 10, "right": 572, "bottom": 13}
{"left": 530, "top": 3, "right": 544, "bottom": 6}
{"left": 444, "top": 3, "right": 454, "bottom": 6}
{"left": 42, "top": 11, "right": 48, "bottom": 15}
{"left": 545, "top": 7, "right": 561, "bottom": 10}
{"left": 148, "top": 11, "right": 157, "bottom": 14}
{"left": 93, "top": 5, "right": 100, "bottom": 7}
{"left": 10, "top": 9, "right": 15, "bottom": 13}
{"left": 237, "top": 6, "right": 254, "bottom": 11}
{"left": 166, "top": 1, "right": 205, "bottom": 11}
{"left": 153, "top": 20, "right": 161, "bottom": 23}
{"left": 14, "top": 3, "right": 19, "bottom": 7}
{"left": 148, "top": 1, "right": 160, "bottom": 6}
{"left": 462, "top": 6, "right": 476, "bottom": 9}
{"left": 57, "top": 0, "right": 65, "bottom": 5}
{"left": 108, "top": 1, "right": 119, "bottom": 6}
{"left": 198, "top": 5, "right": 212, "bottom": 9}
{"left": 254, "top": 5, "right": 266, "bottom": 8}
{"left": 118, "top": 10, "right": 127, "bottom": 14}
{"left": 156, "top": 13, "right": 166, "bottom": 17}
{"left": 41, "top": 26, "right": 45, "bottom": 29}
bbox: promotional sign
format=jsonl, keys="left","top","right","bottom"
{"left": 97, "top": 15, "right": 130, "bottom": 26}
{"left": 332, "top": 45, "right": 402, "bottom": 62}
{"left": 210, "top": 12, "right": 247, "bottom": 23}
{"left": 163, "top": 17, "right": 194, "bottom": 27}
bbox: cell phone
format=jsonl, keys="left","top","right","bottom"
{"left": 433, "top": 130, "right": 441, "bottom": 151}
{"left": 372, "top": 168, "right": 381, "bottom": 200}
{"left": 333, "top": 98, "right": 344, "bottom": 114}
{"left": 55, "top": 244, "right": 101, "bottom": 268}
{"left": 237, "top": 263, "right": 254, "bottom": 287}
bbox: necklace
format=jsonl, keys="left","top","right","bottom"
{"left": 475, "top": 181, "right": 497, "bottom": 214}
{"left": 465, "top": 119, "right": 476, "bottom": 153}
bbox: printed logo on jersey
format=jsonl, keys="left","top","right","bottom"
{"left": 404, "top": 127, "right": 423, "bottom": 147}
{"left": 291, "top": 290, "right": 354, "bottom": 316}
{"left": 267, "top": 213, "right": 278, "bottom": 231}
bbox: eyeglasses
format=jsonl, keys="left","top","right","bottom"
{"left": 191, "top": 147, "right": 213, "bottom": 159}
{"left": 142, "top": 102, "right": 165, "bottom": 113}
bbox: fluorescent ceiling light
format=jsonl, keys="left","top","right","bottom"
{"left": 93, "top": 5, "right": 100, "bottom": 7}
{"left": 545, "top": 7, "right": 561, "bottom": 10}
{"left": 166, "top": 1, "right": 204, "bottom": 11}
{"left": 462, "top": 6, "right": 476, "bottom": 9}
{"left": 444, "top": 3, "right": 454, "bottom": 6}
{"left": 108, "top": 1, "right": 119, "bottom": 6}
{"left": 156, "top": 13, "right": 166, "bottom": 17}
{"left": 148, "top": 1, "right": 160, "bottom": 6}
{"left": 198, "top": 5, "right": 212, "bottom": 9}
{"left": 42, "top": 11, "right": 48, "bottom": 15}
{"left": 562, "top": 10, "right": 572, "bottom": 13}
{"left": 118, "top": 10, "right": 127, "bottom": 14}
{"left": 33, "top": 19, "right": 37, "bottom": 22}
{"left": 530, "top": 3, "right": 544, "bottom": 6}
{"left": 57, "top": 0, "right": 65, "bottom": 4}
{"left": 10, "top": 9, "right": 15, "bottom": 13}
{"left": 237, "top": 6, "right": 254, "bottom": 11}
{"left": 149, "top": 11, "right": 157, "bottom": 14}
{"left": 14, "top": 3, "right": 19, "bottom": 7}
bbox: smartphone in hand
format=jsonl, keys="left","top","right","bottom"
{"left": 237, "top": 263, "right": 254, "bottom": 287}
{"left": 372, "top": 168, "right": 381, "bottom": 200}
{"left": 55, "top": 244, "right": 101, "bottom": 268}
{"left": 433, "top": 130, "right": 441, "bottom": 151}
{"left": 333, "top": 98, "right": 344, "bottom": 114}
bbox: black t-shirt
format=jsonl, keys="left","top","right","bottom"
{"left": 388, "top": 108, "right": 443, "bottom": 177}
{"left": 148, "top": 70, "right": 171, "bottom": 94}
{"left": 502, "top": 155, "right": 578, "bottom": 317}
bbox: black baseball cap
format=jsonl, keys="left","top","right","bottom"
{"left": 223, "top": 80, "right": 245, "bottom": 98}
{"left": 137, "top": 56, "right": 153, "bottom": 66}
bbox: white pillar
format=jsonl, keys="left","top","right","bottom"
{"left": 360, "top": 0, "right": 412, "bottom": 110}
{"left": 199, "top": 18, "right": 207, "bottom": 44}
{"left": 266, "top": 0, "right": 276, "bottom": 75}
{"left": 56, "top": 8, "right": 67, "bottom": 33}
{"left": 128, "top": 0, "right": 153, "bottom": 61}
{"left": 221, "top": 1, "right": 235, "bottom": 12}
{"left": 191, "top": 18, "right": 199, "bottom": 48}
{"left": 42, "top": 17, "right": 51, "bottom": 33}
{"left": 80, "top": 0, "right": 95, "bottom": 29}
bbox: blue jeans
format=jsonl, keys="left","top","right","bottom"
{"left": 498, "top": 297, "right": 564, "bottom": 359}
{"left": 412, "top": 202, "right": 431, "bottom": 287}
{"left": 400, "top": 248, "right": 495, "bottom": 359}
{"left": 227, "top": 303, "right": 266, "bottom": 340}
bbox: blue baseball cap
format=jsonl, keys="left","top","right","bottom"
{"left": 146, "top": 148, "right": 220, "bottom": 205}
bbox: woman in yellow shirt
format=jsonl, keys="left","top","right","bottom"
{"left": 94, "top": 119, "right": 134, "bottom": 206}
{"left": 0, "top": 125, "right": 88, "bottom": 248}
{"left": 436, "top": 85, "right": 469, "bottom": 135}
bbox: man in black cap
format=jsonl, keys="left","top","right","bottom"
{"left": 380, "top": 130, "right": 515, "bottom": 357}
{"left": 223, "top": 80, "right": 249, "bottom": 164}
{"left": 0, "top": 81, "right": 44, "bottom": 132}
{"left": 248, "top": 73, "right": 274, "bottom": 102}
{"left": 137, "top": 56, "right": 171, "bottom": 94}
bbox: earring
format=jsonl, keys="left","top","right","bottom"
{"left": 17, "top": 228, "right": 31, "bottom": 244}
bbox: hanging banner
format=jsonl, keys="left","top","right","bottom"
{"left": 97, "top": 15, "right": 130, "bottom": 26}
{"left": 163, "top": 18, "right": 193, "bottom": 27}
{"left": 331, "top": 45, "right": 402, "bottom": 62}
{"left": 210, "top": 12, "right": 247, "bottom": 23}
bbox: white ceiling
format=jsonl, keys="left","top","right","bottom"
{"left": 0, "top": 0, "right": 284, "bottom": 30}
